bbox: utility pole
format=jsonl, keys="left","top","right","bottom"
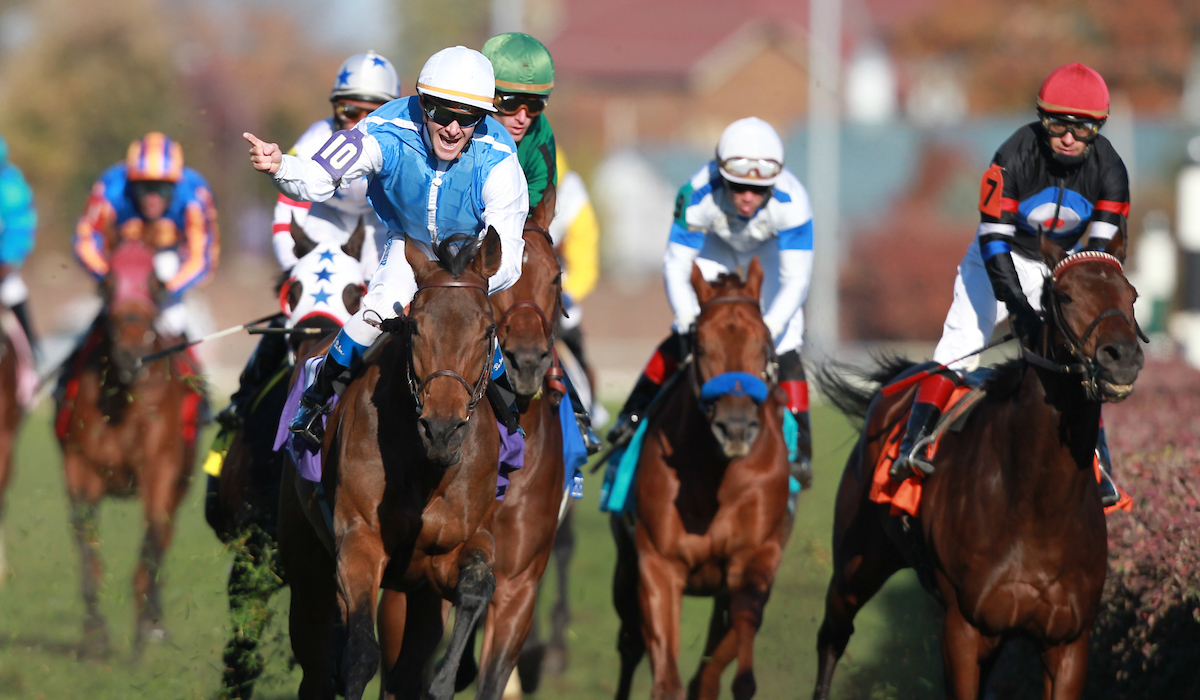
{"left": 807, "top": 0, "right": 843, "bottom": 358}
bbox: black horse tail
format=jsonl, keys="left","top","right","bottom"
{"left": 816, "top": 354, "right": 917, "bottom": 428}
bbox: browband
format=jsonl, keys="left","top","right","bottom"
{"left": 1052, "top": 250, "right": 1122, "bottom": 279}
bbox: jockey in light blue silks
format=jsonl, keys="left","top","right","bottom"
{"left": 244, "top": 46, "right": 528, "bottom": 447}
{"left": 0, "top": 134, "right": 38, "bottom": 352}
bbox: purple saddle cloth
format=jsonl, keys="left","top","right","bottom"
{"left": 275, "top": 356, "right": 524, "bottom": 499}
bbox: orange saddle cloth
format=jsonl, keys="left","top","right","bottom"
{"left": 869, "top": 385, "right": 1132, "bottom": 517}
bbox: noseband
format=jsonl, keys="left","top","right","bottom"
{"left": 1021, "top": 251, "right": 1144, "bottom": 402}
{"left": 688, "top": 294, "right": 779, "bottom": 412}
{"left": 401, "top": 280, "right": 493, "bottom": 417}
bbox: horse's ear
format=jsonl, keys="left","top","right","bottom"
{"left": 1039, "top": 234, "right": 1068, "bottom": 271}
{"left": 529, "top": 181, "right": 557, "bottom": 232}
{"left": 342, "top": 217, "right": 366, "bottom": 261}
{"left": 1103, "top": 225, "right": 1127, "bottom": 263}
{"left": 691, "top": 262, "right": 715, "bottom": 306}
{"left": 473, "top": 226, "right": 504, "bottom": 280}
{"left": 291, "top": 215, "right": 317, "bottom": 260}
{"left": 404, "top": 236, "right": 439, "bottom": 283}
{"left": 745, "top": 256, "right": 764, "bottom": 299}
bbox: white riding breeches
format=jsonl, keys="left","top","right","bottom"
{"left": 341, "top": 234, "right": 431, "bottom": 349}
{"left": 150, "top": 250, "right": 189, "bottom": 337}
{"left": 689, "top": 236, "right": 805, "bottom": 355}
{"left": 932, "top": 238, "right": 1050, "bottom": 370}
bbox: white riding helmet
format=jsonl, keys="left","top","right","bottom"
{"left": 716, "top": 117, "right": 785, "bottom": 186}
{"left": 330, "top": 50, "right": 401, "bottom": 104}
{"left": 416, "top": 46, "right": 498, "bottom": 112}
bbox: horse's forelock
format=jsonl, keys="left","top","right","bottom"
{"left": 432, "top": 234, "right": 482, "bottom": 280}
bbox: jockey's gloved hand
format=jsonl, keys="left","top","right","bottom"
{"left": 1008, "top": 300, "right": 1043, "bottom": 351}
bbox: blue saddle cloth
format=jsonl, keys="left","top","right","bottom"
{"left": 600, "top": 411, "right": 801, "bottom": 514}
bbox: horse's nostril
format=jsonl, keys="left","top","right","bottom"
{"left": 1102, "top": 345, "right": 1121, "bottom": 363}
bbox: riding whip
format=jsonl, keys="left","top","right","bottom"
{"left": 880, "top": 332, "right": 1014, "bottom": 398}
{"left": 136, "top": 312, "right": 284, "bottom": 368}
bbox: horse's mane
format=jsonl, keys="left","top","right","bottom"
{"left": 433, "top": 233, "right": 481, "bottom": 279}
{"left": 979, "top": 356, "right": 1028, "bottom": 400}
{"left": 815, "top": 354, "right": 917, "bottom": 428}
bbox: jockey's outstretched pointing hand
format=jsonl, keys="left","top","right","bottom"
{"left": 243, "top": 132, "right": 282, "bottom": 175}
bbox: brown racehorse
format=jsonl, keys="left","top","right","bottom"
{"left": 278, "top": 229, "right": 504, "bottom": 700}
{"left": 444, "top": 187, "right": 567, "bottom": 698}
{"left": 207, "top": 219, "right": 365, "bottom": 699}
{"left": 55, "top": 239, "right": 204, "bottom": 659}
{"left": 0, "top": 303, "right": 22, "bottom": 583}
{"left": 612, "top": 258, "right": 793, "bottom": 700}
{"left": 812, "top": 233, "right": 1144, "bottom": 700}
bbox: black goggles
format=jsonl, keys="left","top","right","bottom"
{"left": 725, "top": 181, "right": 772, "bottom": 195}
{"left": 420, "top": 96, "right": 487, "bottom": 129}
{"left": 131, "top": 180, "right": 174, "bottom": 200}
{"left": 1040, "top": 114, "right": 1104, "bottom": 141}
{"left": 493, "top": 92, "right": 547, "bottom": 116}
{"left": 333, "top": 101, "right": 379, "bottom": 121}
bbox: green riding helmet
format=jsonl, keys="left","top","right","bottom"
{"left": 482, "top": 32, "right": 554, "bottom": 96}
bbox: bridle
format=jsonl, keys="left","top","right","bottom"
{"left": 398, "top": 279, "right": 493, "bottom": 417}
{"left": 491, "top": 222, "right": 568, "bottom": 403}
{"left": 1021, "top": 250, "right": 1144, "bottom": 402}
{"left": 687, "top": 294, "right": 779, "bottom": 414}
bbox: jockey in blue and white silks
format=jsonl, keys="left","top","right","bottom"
{"left": 609, "top": 117, "right": 816, "bottom": 494}
{"left": 0, "top": 134, "right": 38, "bottom": 350}
{"left": 246, "top": 46, "right": 527, "bottom": 446}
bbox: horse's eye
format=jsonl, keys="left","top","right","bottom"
{"left": 486, "top": 324, "right": 496, "bottom": 337}
{"left": 408, "top": 321, "right": 419, "bottom": 336}
{"left": 1055, "top": 291, "right": 1074, "bottom": 304}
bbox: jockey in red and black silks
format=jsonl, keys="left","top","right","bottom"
{"left": 894, "top": 63, "right": 1130, "bottom": 507}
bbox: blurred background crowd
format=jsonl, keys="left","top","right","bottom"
{"left": 4, "top": 0, "right": 1200, "bottom": 401}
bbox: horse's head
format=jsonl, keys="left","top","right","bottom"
{"left": 405, "top": 229, "right": 503, "bottom": 466}
{"left": 102, "top": 240, "right": 165, "bottom": 380}
{"left": 1038, "top": 230, "right": 1144, "bottom": 402}
{"left": 690, "top": 258, "right": 775, "bottom": 458}
{"left": 492, "top": 184, "right": 560, "bottom": 397}
{"left": 279, "top": 217, "right": 367, "bottom": 350}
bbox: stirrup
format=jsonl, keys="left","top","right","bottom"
{"left": 214, "top": 403, "right": 242, "bottom": 432}
{"left": 577, "top": 414, "right": 602, "bottom": 456}
{"left": 289, "top": 399, "right": 330, "bottom": 449}
{"left": 1097, "top": 463, "right": 1120, "bottom": 508}
{"left": 890, "top": 434, "right": 935, "bottom": 482}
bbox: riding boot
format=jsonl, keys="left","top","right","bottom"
{"left": 289, "top": 354, "right": 349, "bottom": 450}
{"left": 216, "top": 321, "right": 288, "bottom": 431}
{"left": 891, "top": 372, "right": 957, "bottom": 482}
{"left": 1095, "top": 417, "right": 1120, "bottom": 508}
{"left": 608, "top": 332, "right": 689, "bottom": 446}
{"left": 9, "top": 300, "right": 38, "bottom": 356}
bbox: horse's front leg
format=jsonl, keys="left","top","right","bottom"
{"left": 65, "top": 453, "right": 109, "bottom": 659}
{"left": 1041, "top": 634, "right": 1090, "bottom": 700}
{"left": 690, "top": 545, "right": 782, "bottom": 700}
{"left": 133, "top": 446, "right": 189, "bottom": 657}
{"left": 335, "top": 522, "right": 388, "bottom": 700}
{"left": 426, "top": 532, "right": 496, "bottom": 700}
{"left": 637, "top": 534, "right": 687, "bottom": 700}
{"left": 940, "top": 586, "right": 995, "bottom": 700}
{"left": 476, "top": 562, "right": 546, "bottom": 700}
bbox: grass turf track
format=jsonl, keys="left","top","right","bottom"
{"left": 0, "top": 403, "right": 945, "bottom": 699}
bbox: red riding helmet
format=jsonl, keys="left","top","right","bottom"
{"left": 1036, "top": 63, "right": 1109, "bottom": 120}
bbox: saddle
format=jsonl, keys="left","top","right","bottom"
{"left": 869, "top": 372, "right": 1133, "bottom": 518}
